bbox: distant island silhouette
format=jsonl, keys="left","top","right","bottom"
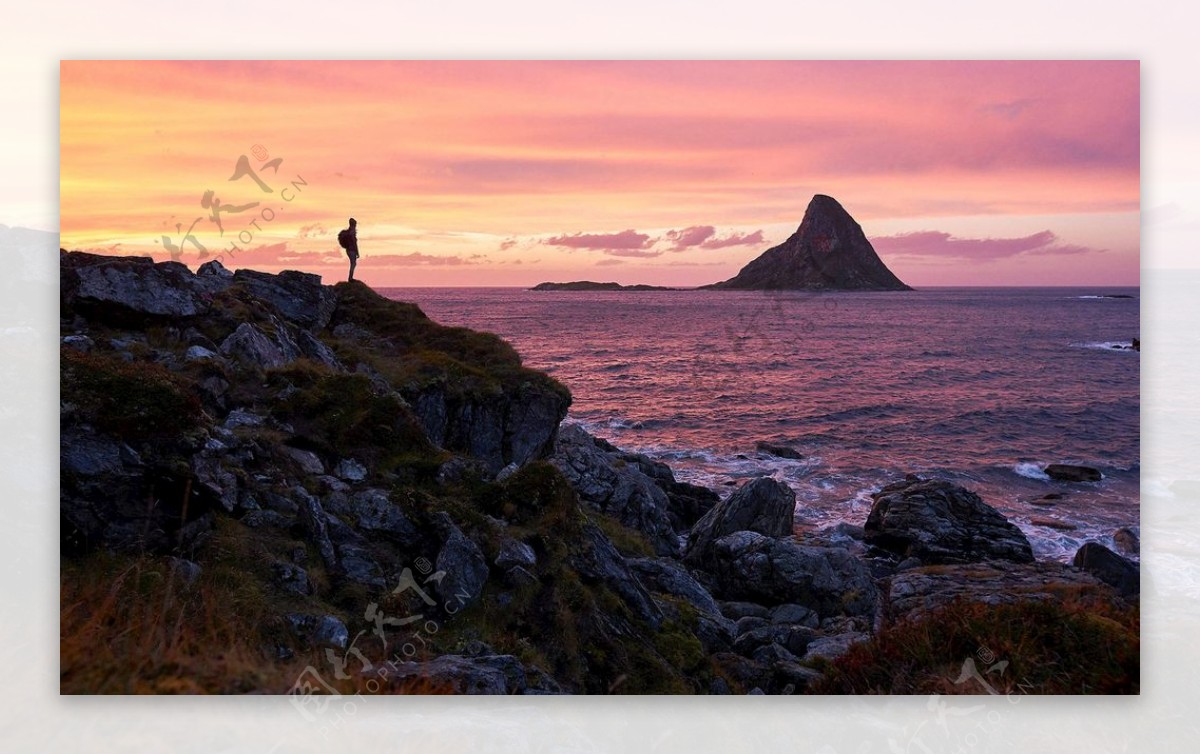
{"left": 532, "top": 194, "right": 912, "bottom": 292}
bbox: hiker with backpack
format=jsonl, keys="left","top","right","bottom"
{"left": 337, "top": 218, "right": 359, "bottom": 281}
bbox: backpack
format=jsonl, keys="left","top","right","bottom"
{"left": 337, "top": 228, "right": 353, "bottom": 250}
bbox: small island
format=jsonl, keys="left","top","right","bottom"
{"left": 531, "top": 281, "right": 679, "bottom": 291}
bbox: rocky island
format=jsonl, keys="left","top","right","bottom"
{"left": 533, "top": 194, "right": 911, "bottom": 292}
{"left": 704, "top": 194, "right": 911, "bottom": 291}
{"left": 60, "top": 252, "right": 1136, "bottom": 694}
{"left": 531, "top": 281, "right": 678, "bottom": 291}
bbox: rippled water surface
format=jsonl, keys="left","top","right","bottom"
{"left": 381, "top": 286, "right": 1140, "bottom": 561}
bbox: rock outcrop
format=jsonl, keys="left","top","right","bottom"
{"left": 1073, "top": 542, "right": 1140, "bottom": 597}
{"left": 864, "top": 477, "right": 1034, "bottom": 564}
{"left": 683, "top": 477, "right": 796, "bottom": 566}
{"left": 705, "top": 195, "right": 911, "bottom": 291}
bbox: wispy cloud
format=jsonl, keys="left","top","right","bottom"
{"left": 873, "top": 230, "right": 1097, "bottom": 262}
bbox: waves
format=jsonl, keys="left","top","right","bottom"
{"left": 395, "top": 286, "right": 1141, "bottom": 564}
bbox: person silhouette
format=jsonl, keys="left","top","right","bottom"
{"left": 337, "top": 218, "right": 359, "bottom": 281}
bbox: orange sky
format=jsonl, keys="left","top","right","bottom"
{"left": 59, "top": 60, "right": 1139, "bottom": 287}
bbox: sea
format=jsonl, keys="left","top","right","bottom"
{"left": 380, "top": 286, "right": 1140, "bottom": 563}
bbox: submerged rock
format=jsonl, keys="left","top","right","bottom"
{"left": 863, "top": 477, "right": 1034, "bottom": 564}
{"left": 755, "top": 441, "right": 804, "bottom": 460}
{"left": 1044, "top": 463, "right": 1103, "bottom": 482}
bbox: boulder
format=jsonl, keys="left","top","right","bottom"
{"left": 272, "top": 561, "right": 311, "bottom": 596}
{"left": 1112, "top": 527, "right": 1140, "bottom": 557}
{"left": 220, "top": 323, "right": 287, "bottom": 369}
{"left": 495, "top": 539, "right": 537, "bottom": 570}
{"left": 551, "top": 424, "right": 679, "bottom": 556}
{"left": 627, "top": 557, "right": 723, "bottom": 618}
{"left": 802, "top": 631, "right": 869, "bottom": 663}
{"left": 333, "top": 458, "right": 368, "bottom": 483}
{"left": 1044, "top": 464, "right": 1103, "bottom": 482}
{"left": 434, "top": 520, "right": 489, "bottom": 610}
{"left": 709, "top": 532, "right": 878, "bottom": 619}
{"left": 285, "top": 613, "right": 349, "bottom": 650}
{"left": 886, "top": 561, "right": 1115, "bottom": 623}
{"left": 683, "top": 477, "right": 795, "bottom": 566}
{"left": 863, "top": 477, "right": 1034, "bottom": 564}
{"left": 65, "top": 254, "right": 211, "bottom": 317}
{"left": 233, "top": 268, "right": 336, "bottom": 332}
{"left": 571, "top": 522, "right": 662, "bottom": 629}
{"left": 1073, "top": 542, "right": 1139, "bottom": 597}
{"left": 324, "top": 488, "right": 421, "bottom": 547}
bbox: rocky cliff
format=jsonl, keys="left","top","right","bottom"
{"left": 706, "top": 194, "right": 911, "bottom": 291}
{"left": 60, "top": 252, "right": 1134, "bottom": 695}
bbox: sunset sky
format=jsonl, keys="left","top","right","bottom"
{"left": 59, "top": 60, "right": 1139, "bottom": 287}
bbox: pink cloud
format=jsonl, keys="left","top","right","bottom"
{"left": 873, "top": 230, "right": 1097, "bottom": 262}
{"left": 664, "top": 226, "right": 764, "bottom": 251}
{"left": 701, "top": 230, "right": 764, "bottom": 250}
{"left": 544, "top": 229, "right": 656, "bottom": 253}
{"left": 665, "top": 225, "right": 716, "bottom": 250}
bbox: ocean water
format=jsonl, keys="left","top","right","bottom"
{"left": 380, "top": 286, "right": 1140, "bottom": 562}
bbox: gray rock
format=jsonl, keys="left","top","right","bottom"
{"left": 197, "top": 258, "right": 233, "bottom": 279}
{"left": 627, "top": 557, "right": 722, "bottom": 617}
{"left": 233, "top": 268, "right": 336, "bottom": 332}
{"left": 802, "top": 631, "right": 869, "bottom": 663}
{"left": 223, "top": 408, "right": 265, "bottom": 429}
{"left": 1112, "top": 527, "right": 1140, "bottom": 557}
{"left": 380, "top": 654, "right": 530, "bottom": 695}
{"left": 1044, "top": 464, "right": 1103, "bottom": 482}
{"left": 168, "top": 557, "right": 202, "bottom": 587}
{"left": 864, "top": 477, "right": 1034, "bottom": 564}
{"left": 69, "top": 255, "right": 210, "bottom": 317}
{"left": 733, "top": 624, "right": 816, "bottom": 659}
{"left": 293, "top": 486, "right": 337, "bottom": 569}
{"left": 325, "top": 488, "right": 421, "bottom": 546}
{"left": 1073, "top": 542, "right": 1139, "bottom": 597}
{"left": 241, "top": 510, "right": 294, "bottom": 529}
{"left": 62, "top": 334, "right": 94, "bottom": 352}
{"left": 719, "top": 601, "right": 770, "bottom": 621}
{"left": 886, "top": 561, "right": 1113, "bottom": 623}
{"left": 185, "top": 344, "right": 219, "bottom": 361}
{"left": 551, "top": 424, "right": 679, "bottom": 557}
{"left": 272, "top": 561, "right": 311, "bottom": 595}
{"left": 495, "top": 539, "right": 537, "bottom": 570}
{"left": 751, "top": 642, "right": 799, "bottom": 665}
{"left": 709, "top": 532, "right": 878, "bottom": 619}
{"left": 435, "top": 521, "right": 489, "bottom": 610}
{"left": 494, "top": 462, "right": 520, "bottom": 482}
{"left": 334, "top": 458, "right": 368, "bottom": 482}
{"left": 298, "top": 330, "right": 342, "bottom": 370}
{"left": 736, "top": 616, "right": 769, "bottom": 636}
{"left": 192, "top": 454, "right": 238, "bottom": 513}
{"left": 684, "top": 477, "right": 796, "bottom": 566}
{"left": 286, "top": 613, "right": 349, "bottom": 650}
{"left": 220, "top": 323, "right": 287, "bottom": 369}
{"left": 571, "top": 522, "right": 662, "bottom": 629}
{"left": 283, "top": 447, "right": 325, "bottom": 475}
{"left": 505, "top": 566, "right": 539, "bottom": 587}
{"left": 769, "top": 603, "right": 820, "bottom": 628}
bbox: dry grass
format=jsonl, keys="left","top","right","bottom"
{"left": 812, "top": 595, "right": 1139, "bottom": 694}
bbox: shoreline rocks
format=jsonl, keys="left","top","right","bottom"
{"left": 864, "top": 477, "right": 1034, "bottom": 565}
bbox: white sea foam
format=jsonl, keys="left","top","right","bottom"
{"left": 1013, "top": 462, "right": 1051, "bottom": 480}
